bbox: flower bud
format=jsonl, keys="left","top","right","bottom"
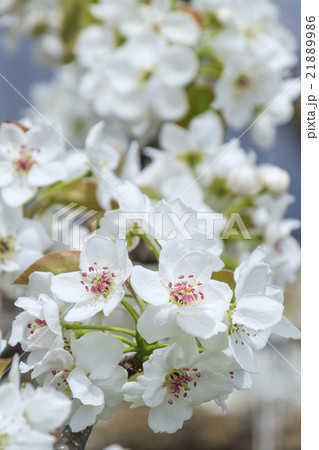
{"left": 258, "top": 165, "right": 290, "bottom": 194}
{"left": 227, "top": 166, "right": 262, "bottom": 196}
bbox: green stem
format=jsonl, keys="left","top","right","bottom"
{"left": 153, "top": 343, "right": 168, "bottom": 350}
{"left": 138, "top": 234, "right": 159, "bottom": 262}
{"left": 224, "top": 196, "right": 255, "bottom": 216}
{"left": 63, "top": 324, "right": 136, "bottom": 337}
{"left": 121, "top": 299, "right": 139, "bottom": 324}
{"left": 38, "top": 174, "right": 87, "bottom": 202}
{"left": 125, "top": 281, "right": 146, "bottom": 313}
{"left": 123, "top": 347, "right": 137, "bottom": 354}
{"left": 110, "top": 334, "right": 136, "bottom": 347}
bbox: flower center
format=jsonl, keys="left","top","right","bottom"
{"left": 27, "top": 318, "right": 47, "bottom": 335}
{"left": 12, "top": 146, "right": 38, "bottom": 174}
{"left": 81, "top": 264, "right": 116, "bottom": 297}
{"left": 0, "top": 236, "right": 14, "bottom": 261}
{"left": 179, "top": 151, "right": 204, "bottom": 168}
{"left": 234, "top": 73, "right": 252, "bottom": 90}
{"left": 231, "top": 322, "right": 257, "bottom": 344}
{"left": 52, "top": 369, "right": 73, "bottom": 399}
{"left": 164, "top": 367, "right": 201, "bottom": 404}
{"left": 169, "top": 275, "right": 204, "bottom": 306}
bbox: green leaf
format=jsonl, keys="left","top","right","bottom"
{"left": 13, "top": 250, "right": 80, "bottom": 285}
{"left": 179, "top": 83, "right": 214, "bottom": 127}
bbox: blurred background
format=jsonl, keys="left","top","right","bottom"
{"left": 0, "top": 1, "right": 301, "bottom": 449}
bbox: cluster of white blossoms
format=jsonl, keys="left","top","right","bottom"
{"left": 0, "top": 0, "right": 301, "bottom": 446}
{"left": 1, "top": 0, "right": 298, "bottom": 149}
{"left": 0, "top": 355, "right": 71, "bottom": 449}
{"left": 3, "top": 223, "right": 300, "bottom": 435}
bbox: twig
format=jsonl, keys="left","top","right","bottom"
{"left": 54, "top": 426, "right": 92, "bottom": 450}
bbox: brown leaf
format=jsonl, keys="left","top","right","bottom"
{"left": 13, "top": 250, "right": 80, "bottom": 285}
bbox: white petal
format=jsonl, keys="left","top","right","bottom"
{"left": 191, "top": 372, "right": 232, "bottom": 405}
{"left": 159, "top": 46, "right": 198, "bottom": 87}
{"left": 176, "top": 307, "right": 227, "bottom": 339}
{"left": 69, "top": 403, "right": 104, "bottom": 432}
{"left": 23, "top": 386, "right": 71, "bottom": 432}
{"left": 2, "top": 180, "right": 36, "bottom": 206}
{"left": 162, "top": 12, "right": 201, "bottom": 46}
{"left": 73, "top": 332, "right": 123, "bottom": 377}
{"left": 229, "top": 335, "right": 258, "bottom": 373}
{"left": 159, "top": 122, "right": 194, "bottom": 154}
{"left": 272, "top": 316, "right": 301, "bottom": 339}
{"left": 235, "top": 263, "right": 271, "bottom": 298}
{"left": 131, "top": 266, "right": 168, "bottom": 305}
{"left": 67, "top": 367, "right": 104, "bottom": 406}
{"left": 152, "top": 84, "right": 188, "bottom": 120}
{"left": 0, "top": 162, "right": 14, "bottom": 186}
{"left": 64, "top": 299, "right": 104, "bottom": 322}
{"left": 148, "top": 399, "right": 192, "bottom": 433}
{"left": 233, "top": 295, "right": 284, "bottom": 330}
{"left": 51, "top": 272, "right": 87, "bottom": 303}
{"left": 137, "top": 304, "right": 180, "bottom": 343}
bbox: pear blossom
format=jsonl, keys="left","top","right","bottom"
{"left": 0, "top": 121, "right": 67, "bottom": 206}
{"left": 8, "top": 271, "right": 69, "bottom": 377}
{"left": 250, "top": 78, "right": 300, "bottom": 149}
{"left": 119, "top": 0, "right": 201, "bottom": 46}
{"left": 227, "top": 247, "right": 300, "bottom": 372}
{"left": 214, "top": 53, "right": 281, "bottom": 129}
{"left": 132, "top": 239, "right": 231, "bottom": 342}
{"left": 122, "top": 336, "right": 237, "bottom": 433}
{"left": 253, "top": 194, "right": 300, "bottom": 285}
{"left": 142, "top": 111, "right": 224, "bottom": 182}
{"left": 51, "top": 235, "right": 132, "bottom": 322}
{"left": 0, "top": 200, "right": 51, "bottom": 274}
{"left": 44, "top": 332, "right": 127, "bottom": 432}
{"left": 0, "top": 355, "right": 72, "bottom": 450}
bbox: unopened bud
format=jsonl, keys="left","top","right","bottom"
{"left": 227, "top": 166, "right": 262, "bottom": 196}
{"left": 258, "top": 165, "right": 290, "bottom": 195}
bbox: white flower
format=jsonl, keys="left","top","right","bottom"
{"left": 250, "top": 78, "right": 300, "bottom": 149}
{"left": 0, "top": 121, "right": 66, "bottom": 206}
{"left": 46, "top": 332, "right": 127, "bottom": 432}
{"left": 0, "top": 355, "right": 71, "bottom": 450}
{"left": 254, "top": 194, "right": 300, "bottom": 285}
{"left": 227, "top": 247, "right": 299, "bottom": 372}
{"left": 214, "top": 53, "right": 281, "bottom": 129}
{"left": 120, "top": 0, "right": 201, "bottom": 46}
{"left": 51, "top": 235, "right": 132, "bottom": 322}
{"left": 132, "top": 239, "right": 231, "bottom": 342}
{"left": 122, "top": 335, "right": 236, "bottom": 433}
{"left": 8, "top": 271, "right": 67, "bottom": 377}
{"left": 143, "top": 111, "right": 224, "bottom": 180}
{"left": 88, "top": 29, "right": 198, "bottom": 123}
{"left": 0, "top": 200, "right": 51, "bottom": 274}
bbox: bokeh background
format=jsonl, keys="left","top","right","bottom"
{"left": 0, "top": 1, "right": 301, "bottom": 449}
